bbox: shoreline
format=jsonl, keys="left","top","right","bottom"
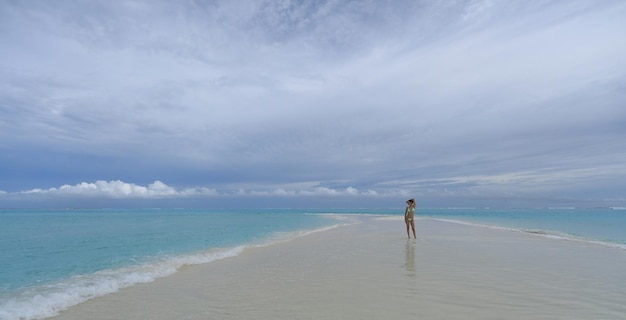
{"left": 49, "top": 216, "right": 626, "bottom": 320}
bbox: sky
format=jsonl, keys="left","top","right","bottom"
{"left": 1, "top": 0, "right": 625, "bottom": 209}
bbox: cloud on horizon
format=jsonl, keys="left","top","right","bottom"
{"left": 11, "top": 180, "right": 383, "bottom": 199}
{"left": 1, "top": 0, "right": 625, "bottom": 208}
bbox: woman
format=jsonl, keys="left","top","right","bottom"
{"left": 404, "top": 198, "right": 416, "bottom": 239}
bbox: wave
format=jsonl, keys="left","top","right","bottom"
{"left": 0, "top": 222, "right": 350, "bottom": 320}
{"left": 0, "top": 246, "right": 245, "bottom": 320}
{"left": 252, "top": 219, "right": 354, "bottom": 249}
{"left": 429, "top": 218, "right": 626, "bottom": 251}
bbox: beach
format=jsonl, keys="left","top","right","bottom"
{"left": 49, "top": 216, "right": 626, "bottom": 320}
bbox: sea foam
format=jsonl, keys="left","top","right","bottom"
{"left": 0, "top": 221, "right": 351, "bottom": 320}
{"left": 0, "top": 246, "right": 245, "bottom": 320}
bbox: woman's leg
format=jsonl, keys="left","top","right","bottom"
{"left": 405, "top": 220, "right": 410, "bottom": 239}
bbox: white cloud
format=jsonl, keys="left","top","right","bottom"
{"left": 1, "top": 0, "right": 625, "bottom": 208}
{"left": 9, "top": 180, "right": 398, "bottom": 200}
{"left": 21, "top": 180, "right": 218, "bottom": 199}
{"left": 232, "top": 186, "right": 396, "bottom": 198}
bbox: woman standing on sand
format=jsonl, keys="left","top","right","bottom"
{"left": 405, "top": 198, "right": 416, "bottom": 239}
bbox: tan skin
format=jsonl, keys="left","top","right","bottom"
{"left": 404, "top": 199, "right": 416, "bottom": 239}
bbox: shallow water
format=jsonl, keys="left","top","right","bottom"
{"left": 0, "top": 209, "right": 344, "bottom": 320}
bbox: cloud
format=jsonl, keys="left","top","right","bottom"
{"left": 20, "top": 180, "right": 217, "bottom": 199}
{"left": 6, "top": 180, "right": 395, "bottom": 201}
{"left": 1, "top": 0, "right": 625, "bottom": 208}
{"left": 238, "top": 186, "right": 381, "bottom": 197}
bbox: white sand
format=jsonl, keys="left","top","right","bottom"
{"left": 50, "top": 216, "right": 626, "bottom": 320}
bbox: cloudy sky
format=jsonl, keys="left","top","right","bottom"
{"left": 1, "top": 0, "right": 625, "bottom": 208}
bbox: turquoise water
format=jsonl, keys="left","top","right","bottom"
{"left": 419, "top": 208, "right": 626, "bottom": 248}
{"left": 0, "top": 207, "right": 624, "bottom": 320}
{"left": 0, "top": 209, "right": 346, "bottom": 320}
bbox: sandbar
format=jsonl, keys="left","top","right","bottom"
{"left": 50, "top": 216, "right": 626, "bottom": 320}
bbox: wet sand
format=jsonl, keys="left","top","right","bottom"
{"left": 51, "top": 216, "right": 626, "bottom": 320}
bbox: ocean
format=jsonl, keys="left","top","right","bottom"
{"left": 0, "top": 207, "right": 625, "bottom": 320}
{"left": 420, "top": 207, "right": 626, "bottom": 250}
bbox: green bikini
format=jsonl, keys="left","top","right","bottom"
{"left": 407, "top": 207, "right": 415, "bottom": 222}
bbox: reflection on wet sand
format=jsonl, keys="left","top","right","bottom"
{"left": 404, "top": 239, "right": 415, "bottom": 277}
